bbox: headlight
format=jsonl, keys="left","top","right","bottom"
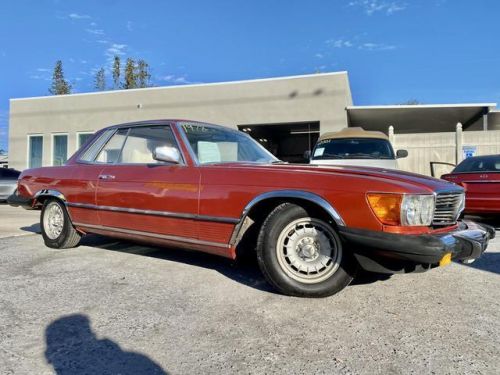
{"left": 367, "top": 193, "right": 435, "bottom": 226}
{"left": 400, "top": 194, "right": 435, "bottom": 226}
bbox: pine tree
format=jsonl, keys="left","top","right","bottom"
{"left": 49, "top": 60, "right": 72, "bottom": 95}
{"left": 123, "top": 58, "right": 137, "bottom": 89}
{"left": 94, "top": 68, "right": 106, "bottom": 91}
{"left": 112, "top": 56, "right": 121, "bottom": 89}
{"left": 137, "top": 59, "right": 151, "bottom": 88}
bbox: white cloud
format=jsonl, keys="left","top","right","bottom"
{"left": 96, "top": 40, "right": 109, "bottom": 44}
{"left": 126, "top": 21, "right": 133, "bottom": 31}
{"left": 315, "top": 53, "right": 324, "bottom": 58}
{"left": 326, "top": 37, "right": 396, "bottom": 51}
{"left": 326, "top": 38, "right": 354, "bottom": 48}
{"left": 85, "top": 28, "right": 105, "bottom": 35}
{"left": 68, "top": 13, "right": 91, "bottom": 19}
{"left": 36, "top": 68, "right": 51, "bottom": 72}
{"left": 358, "top": 42, "right": 396, "bottom": 50}
{"left": 106, "top": 43, "right": 127, "bottom": 56}
{"left": 348, "top": 1, "right": 406, "bottom": 15}
{"left": 90, "top": 21, "right": 97, "bottom": 27}
{"left": 158, "top": 75, "right": 194, "bottom": 85}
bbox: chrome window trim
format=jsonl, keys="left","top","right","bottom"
{"left": 73, "top": 222, "right": 230, "bottom": 249}
{"left": 67, "top": 202, "right": 240, "bottom": 224}
{"left": 77, "top": 124, "right": 188, "bottom": 167}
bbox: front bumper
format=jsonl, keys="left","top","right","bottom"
{"left": 340, "top": 220, "right": 495, "bottom": 274}
{"left": 6, "top": 191, "right": 34, "bottom": 208}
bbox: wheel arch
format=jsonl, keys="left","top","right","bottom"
{"left": 230, "top": 190, "right": 345, "bottom": 247}
{"left": 33, "top": 189, "right": 67, "bottom": 207}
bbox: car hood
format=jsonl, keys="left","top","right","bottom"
{"left": 215, "top": 162, "right": 462, "bottom": 193}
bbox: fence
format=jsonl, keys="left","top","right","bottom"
{"left": 390, "top": 124, "right": 500, "bottom": 176}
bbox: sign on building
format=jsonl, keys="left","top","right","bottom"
{"left": 462, "top": 145, "right": 477, "bottom": 159}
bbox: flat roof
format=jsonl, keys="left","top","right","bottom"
{"left": 347, "top": 103, "right": 497, "bottom": 133}
{"left": 10, "top": 71, "right": 349, "bottom": 102}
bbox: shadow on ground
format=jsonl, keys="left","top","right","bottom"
{"left": 80, "top": 234, "right": 277, "bottom": 294}
{"left": 45, "top": 314, "right": 168, "bottom": 374}
{"left": 20, "top": 222, "right": 40, "bottom": 234}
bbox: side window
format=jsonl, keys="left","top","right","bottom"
{"left": 95, "top": 129, "right": 128, "bottom": 164}
{"left": 79, "top": 129, "right": 114, "bottom": 162}
{"left": 119, "top": 126, "right": 181, "bottom": 164}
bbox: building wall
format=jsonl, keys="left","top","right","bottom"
{"left": 9, "top": 72, "right": 352, "bottom": 170}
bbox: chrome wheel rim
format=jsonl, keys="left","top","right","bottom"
{"left": 43, "top": 202, "right": 64, "bottom": 240}
{"left": 276, "top": 218, "right": 342, "bottom": 284}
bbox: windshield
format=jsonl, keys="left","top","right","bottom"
{"left": 311, "top": 138, "right": 395, "bottom": 160}
{"left": 453, "top": 155, "right": 500, "bottom": 173}
{"left": 180, "top": 122, "right": 279, "bottom": 165}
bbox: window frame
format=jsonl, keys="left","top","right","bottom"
{"left": 77, "top": 124, "right": 186, "bottom": 166}
{"left": 76, "top": 131, "right": 95, "bottom": 150}
{"left": 27, "top": 134, "right": 44, "bottom": 169}
{"left": 51, "top": 133, "right": 69, "bottom": 166}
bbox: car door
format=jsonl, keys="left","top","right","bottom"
{"left": 64, "top": 129, "right": 116, "bottom": 225}
{"left": 94, "top": 124, "right": 200, "bottom": 241}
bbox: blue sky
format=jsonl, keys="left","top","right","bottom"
{"left": 1, "top": 0, "right": 500, "bottom": 151}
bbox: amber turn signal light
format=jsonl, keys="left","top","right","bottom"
{"left": 367, "top": 193, "right": 402, "bottom": 226}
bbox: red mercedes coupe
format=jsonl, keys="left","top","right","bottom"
{"left": 441, "top": 154, "right": 500, "bottom": 216}
{"left": 8, "top": 120, "right": 494, "bottom": 297}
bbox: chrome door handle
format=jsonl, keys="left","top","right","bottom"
{"left": 98, "top": 174, "right": 115, "bottom": 180}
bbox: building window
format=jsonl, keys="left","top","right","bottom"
{"left": 28, "top": 135, "right": 43, "bottom": 168}
{"left": 77, "top": 132, "right": 94, "bottom": 149}
{"left": 52, "top": 134, "right": 68, "bottom": 166}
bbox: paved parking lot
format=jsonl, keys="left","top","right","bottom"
{"left": 0, "top": 204, "right": 499, "bottom": 374}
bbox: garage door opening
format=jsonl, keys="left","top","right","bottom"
{"left": 238, "top": 122, "right": 320, "bottom": 163}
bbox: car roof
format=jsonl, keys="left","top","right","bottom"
{"left": 319, "top": 127, "right": 389, "bottom": 141}
{"left": 459, "top": 154, "right": 500, "bottom": 161}
{"left": 104, "top": 119, "right": 235, "bottom": 132}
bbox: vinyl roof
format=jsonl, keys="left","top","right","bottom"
{"left": 347, "top": 103, "right": 497, "bottom": 134}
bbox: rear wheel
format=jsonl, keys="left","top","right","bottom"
{"left": 257, "top": 203, "right": 357, "bottom": 297}
{"left": 41, "top": 199, "right": 81, "bottom": 249}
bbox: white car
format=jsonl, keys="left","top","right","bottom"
{"left": 0, "top": 168, "right": 20, "bottom": 201}
{"left": 308, "top": 127, "right": 407, "bottom": 169}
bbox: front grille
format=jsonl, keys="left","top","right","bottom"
{"left": 433, "top": 192, "right": 464, "bottom": 225}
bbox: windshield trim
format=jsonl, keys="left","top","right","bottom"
{"left": 177, "top": 121, "right": 280, "bottom": 166}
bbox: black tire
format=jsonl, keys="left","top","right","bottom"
{"left": 256, "top": 203, "right": 357, "bottom": 297}
{"left": 40, "top": 199, "right": 81, "bottom": 249}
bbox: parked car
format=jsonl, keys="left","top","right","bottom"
{"left": 0, "top": 168, "right": 21, "bottom": 201}
{"left": 441, "top": 154, "right": 500, "bottom": 215}
{"left": 8, "top": 120, "right": 494, "bottom": 297}
{"left": 307, "top": 127, "right": 408, "bottom": 169}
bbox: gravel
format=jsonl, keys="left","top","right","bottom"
{"left": 0, "top": 219, "right": 499, "bottom": 374}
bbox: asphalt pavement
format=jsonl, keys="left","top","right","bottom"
{"left": 0, "top": 204, "right": 499, "bottom": 374}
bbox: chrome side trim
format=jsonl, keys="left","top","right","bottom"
{"left": 67, "top": 202, "right": 240, "bottom": 224}
{"left": 73, "top": 222, "right": 230, "bottom": 249}
{"left": 229, "top": 190, "right": 346, "bottom": 246}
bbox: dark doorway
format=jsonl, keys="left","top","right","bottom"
{"left": 238, "top": 121, "right": 320, "bottom": 163}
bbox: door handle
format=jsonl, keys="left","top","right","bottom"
{"left": 98, "top": 174, "right": 115, "bottom": 180}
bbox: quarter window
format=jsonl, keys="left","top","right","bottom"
{"left": 95, "top": 129, "right": 128, "bottom": 164}
{"left": 79, "top": 129, "right": 114, "bottom": 162}
{"left": 28, "top": 135, "right": 43, "bottom": 168}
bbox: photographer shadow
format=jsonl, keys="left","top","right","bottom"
{"left": 45, "top": 314, "right": 168, "bottom": 375}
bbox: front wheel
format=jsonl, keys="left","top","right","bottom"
{"left": 41, "top": 199, "right": 82, "bottom": 249}
{"left": 256, "top": 203, "right": 357, "bottom": 297}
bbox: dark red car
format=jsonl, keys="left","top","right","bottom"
{"left": 8, "top": 120, "right": 494, "bottom": 297}
{"left": 442, "top": 155, "right": 500, "bottom": 216}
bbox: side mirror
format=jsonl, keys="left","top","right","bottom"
{"left": 396, "top": 149, "right": 408, "bottom": 159}
{"left": 153, "top": 146, "right": 181, "bottom": 164}
{"left": 303, "top": 150, "right": 311, "bottom": 161}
